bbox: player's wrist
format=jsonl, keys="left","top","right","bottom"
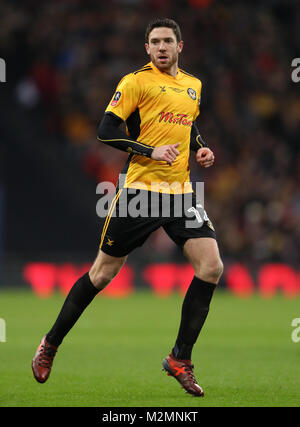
{"left": 196, "top": 135, "right": 209, "bottom": 149}
{"left": 148, "top": 146, "right": 155, "bottom": 159}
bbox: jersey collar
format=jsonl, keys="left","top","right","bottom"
{"left": 148, "top": 62, "right": 182, "bottom": 80}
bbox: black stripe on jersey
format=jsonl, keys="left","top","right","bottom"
{"left": 126, "top": 108, "right": 141, "bottom": 140}
{"left": 179, "top": 69, "right": 197, "bottom": 79}
{"left": 117, "top": 153, "right": 133, "bottom": 190}
{"left": 133, "top": 66, "right": 152, "bottom": 75}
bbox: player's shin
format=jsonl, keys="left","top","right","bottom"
{"left": 46, "top": 272, "right": 99, "bottom": 347}
{"left": 172, "top": 276, "right": 216, "bottom": 360}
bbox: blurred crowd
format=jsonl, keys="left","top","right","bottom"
{"left": 1, "top": 0, "right": 300, "bottom": 265}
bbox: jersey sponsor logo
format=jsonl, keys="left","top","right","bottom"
{"left": 187, "top": 88, "right": 196, "bottom": 100}
{"left": 111, "top": 91, "right": 121, "bottom": 106}
{"left": 159, "top": 111, "right": 192, "bottom": 127}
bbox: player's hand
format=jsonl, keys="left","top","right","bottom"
{"left": 196, "top": 147, "right": 214, "bottom": 168}
{"left": 151, "top": 143, "right": 180, "bottom": 166}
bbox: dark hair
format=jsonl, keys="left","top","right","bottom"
{"left": 145, "top": 18, "right": 182, "bottom": 44}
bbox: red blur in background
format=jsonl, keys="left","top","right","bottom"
{"left": 23, "top": 262, "right": 300, "bottom": 299}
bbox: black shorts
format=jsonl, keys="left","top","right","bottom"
{"left": 98, "top": 189, "right": 216, "bottom": 257}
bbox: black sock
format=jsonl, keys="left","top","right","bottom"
{"left": 172, "top": 276, "right": 216, "bottom": 360}
{"left": 46, "top": 272, "right": 99, "bottom": 346}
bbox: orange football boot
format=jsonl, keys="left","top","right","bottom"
{"left": 162, "top": 353, "right": 204, "bottom": 397}
{"left": 32, "top": 336, "right": 58, "bottom": 383}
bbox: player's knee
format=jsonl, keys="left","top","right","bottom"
{"left": 197, "top": 258, "right": 224, "bottom": 284}
{"left": 89, "top": 263, "right": 122, "bottom": 290}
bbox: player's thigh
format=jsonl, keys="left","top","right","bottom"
{"left": 99, "top": 189, "right": 163, "bottom": 257}
{"left": 183, "top": 237, "right": 223, "bottom": 283}
{"left": 89, "top": 249, "right": 127, "bottom": 289}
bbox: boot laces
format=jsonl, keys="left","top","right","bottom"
{"left": 184, "top": 364, "right": 196, "bottom": 383}
{"left": 38, "top": 345, "right": 57, "bottom": 368}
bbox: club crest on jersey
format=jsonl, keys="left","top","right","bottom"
{"left": 111, "top": 91, "right": 121, "bottom": 106}
{"left": 187, "top": 88, "right": 196, "bottom": 100}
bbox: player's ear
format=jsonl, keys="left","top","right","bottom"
{"left": 145, "top": 43, "right": 150, "bottom": 55}
{"left": 177, "top": 40, "right": 184, "bottom": 54}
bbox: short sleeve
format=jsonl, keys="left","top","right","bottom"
{"left": 105, "top": 74, "right": 141, "bottom": 122}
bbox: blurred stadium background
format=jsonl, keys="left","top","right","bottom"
{"left": 0, "top": 0, "right": 300, "bottom": 298}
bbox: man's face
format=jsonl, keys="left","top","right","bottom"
{"left": 145, "top": 27, "right": 183, "bottom": 72}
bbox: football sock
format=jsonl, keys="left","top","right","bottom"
{"left": 172, "top": 276, "right": 216, "bottom": 360}
{"left": 46, "top": 272, "right": 99, "bottom": 346}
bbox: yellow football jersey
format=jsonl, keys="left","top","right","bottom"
{"left": 105, "top": 62, "right": 202, "bottom": 194}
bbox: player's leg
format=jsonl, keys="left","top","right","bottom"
{"left": 32, "top": 189, "right": 163, "bottom": 383}
{"left": 32, "top": 250, "right": 126, "bottom": 383}
{"left": 172, "top": 237, "right": 223, "bottom": 360}
{"left": 162, "top": 192, "right": 223, "bottom": 394}
{"left": 46, "top": 250, "right": 127, "bottom": 346}
{"left": 162, "top": 237, "right": 223, "bottom": 396}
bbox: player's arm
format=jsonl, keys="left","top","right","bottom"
{"left": 190, "top": 122, "right": 215, "bottom": 168}
{"left": 97, "top": 113, "right": 179, "bottom": 165}
{"left": 97, "top": 112, "right": 154, "bottom": 157}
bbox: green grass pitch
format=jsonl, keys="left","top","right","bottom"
{"left": 0, "top": 288, "right": 299, "bottom": 407}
